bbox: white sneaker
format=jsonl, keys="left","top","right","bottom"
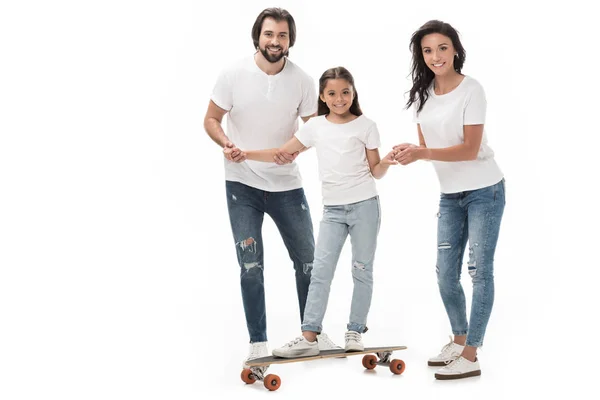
{"left": 272, "top": 336, "right": 319, "bottom": 358}
{"left": 316, "top": 332, "right": 342, "bottom": 351}
{"left": 435, "top": 356, "right": 481, "bottom": 380}
{"left": 344, "top": 331, "right": 364, "bottom": 352}
{"left": 242, "top": 341, "right": 269, "bottom": 376}
{"left": 428, "top": 336, "right": 465, "bottom": 366}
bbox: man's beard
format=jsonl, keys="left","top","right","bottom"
{"left": 259, "top": 46, "right": 288, "bottom": 63}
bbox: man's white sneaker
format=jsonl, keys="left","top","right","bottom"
{"left": 428, "top": 336, "right": 465, "bottom": 366}
{"left": 344, "top": 331, "right": 364, "bottom": 352}
{"left": 316, "top": 332, "right": 342, "bottom": 351}
{"left": 272, "top": 336, "right": 319, "bottom": 358}
{"left": 434, "top": 356, "right": 481, "bottom": 380}
{"left": 242, "top": 341, "right": 269, "bottom": 377}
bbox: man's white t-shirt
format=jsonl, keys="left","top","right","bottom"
{"left": 414, "top": 76, "right": 503, "bottom": 194}
{"left": 211, "top": 56, "right": 317, "bottom": 192}
{"left": 295, "top": 115, "right": 381, "bottom": 206}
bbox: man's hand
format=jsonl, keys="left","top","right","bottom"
{"left": 223, "top": 141, "right": 246, "bottom": 163}
{"left": 273, "top": 150, "right": 299, "bottom": 165}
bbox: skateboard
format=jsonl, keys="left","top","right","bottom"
{"left": 241, "top": 345, "right": 407, "bottom": 391}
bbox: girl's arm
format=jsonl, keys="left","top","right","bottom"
{"left": 245, "top": 137, "right": 306, "bottom": 163}
{"left": 366, "top": 148, "right": 398, "bottom": 179}
{"left": 396, "top": 124, "right": 482, "bottom": 165}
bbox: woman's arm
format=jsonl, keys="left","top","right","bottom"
{"left": 396, "top": 124, "right": 482, "bottom": 165}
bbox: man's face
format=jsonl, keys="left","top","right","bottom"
{"left": 258, "top": 18, "right": 290, "bottom": 63}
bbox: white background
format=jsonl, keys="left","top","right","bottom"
{"left": 1, "top": 0, "right": 598, "bottom": 399}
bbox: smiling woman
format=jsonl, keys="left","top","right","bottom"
{"left": 393, "top": 19, "right": 506, "bottom": 381}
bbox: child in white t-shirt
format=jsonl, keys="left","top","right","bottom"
{"left": 246, "top": 66, "right": 397, "bottom": 357}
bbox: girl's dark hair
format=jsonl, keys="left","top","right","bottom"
{"left": 251, "top": 8, "right": 296, "bottom": 49}
{"left": 406, "top": 20, "right": 466, "bottom": 113}
{"left": 317, "top": 67, "right": 363, "bottom": 116}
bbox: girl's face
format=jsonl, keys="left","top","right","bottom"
{"left": 421, "top": 33, "right": 457, "bottom": 76}
{"left": 320, "top": 79, "right": 354, "bottom": 117}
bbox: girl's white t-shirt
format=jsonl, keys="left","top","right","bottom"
{"left": 414, "top": 75, "right": 503, "bottom": 194}
{"left": 295, "top": 115, "right": 380, "bottom": 205}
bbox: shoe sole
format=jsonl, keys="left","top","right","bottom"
{"left": 435, "top": 370, "right": 481, "bottom": 380}
{"left": 345, "top": 346, "right": 364, "bottom": 352}
{"left": 272, "top": 349, "right": 319, "bottom": 358}
{"left": 428, "top": 360, "right": 452, "bottom": 366}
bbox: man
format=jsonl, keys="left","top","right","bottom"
{"left": 203, "top": 7, "right": 340, "bottom": 370}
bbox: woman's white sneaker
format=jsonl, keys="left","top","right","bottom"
{"left": 428, "top": 336, "right": 465, "bottom": 366}
{"left": 272, "top": 336, "right": 319, "bottom": 358}
{"left": 434, "top": 356, "right": 481, "bottom": 380}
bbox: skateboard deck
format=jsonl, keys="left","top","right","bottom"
{"left": 241, "top": 345, "right": 407, "bottom": 391}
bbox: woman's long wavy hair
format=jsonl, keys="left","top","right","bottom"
{"left": 406, "top": 20, "right": 466, "bottom": 113}
{"left": 317, "top": 67, "right": 363, "bottom": 117}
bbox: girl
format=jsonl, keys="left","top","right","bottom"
{"left": 245, "top": 66, "right": 397, "bottom": 357}
{"left": 394, "top": 20, "right": 505, "bottom": 380}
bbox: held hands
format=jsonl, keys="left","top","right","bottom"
{"left": 223, "top": 141, "right": 246, "bottom": 163}
{"left": 380, "top": 149, "right": 399, "bottom": 166}
{"left": 392, "top": 143, "right": 424, "bottom": 165}
{"left": 274, "top": 150, "right": 299, "bottom": 165}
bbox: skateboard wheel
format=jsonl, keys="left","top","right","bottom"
{"left": 362, "top": 354, "right": 377, "bottom": 370}
{"left": 241, "top": 368, "right": 256, "bottom": 384}
{"left": 390, "top": 359, "right": 405, "bottom": 375}
{"left": 263, "top": 374, "right": 281, "bottom": 391}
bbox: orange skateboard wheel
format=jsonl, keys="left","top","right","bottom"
{"left": 240, "top": 368, "right": 256, "bottom": 384}
{"left": 362, "top": 354, "right": 377, "bottom": 370}
{"left": 263, "top": 374, "right": 281, "bottom": 391}
{"left": 390, "top": 359, "right": 405, "bottom": 375}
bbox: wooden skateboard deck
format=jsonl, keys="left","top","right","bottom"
{"left": 241, "top": 345, "right": 407, "bottom": 391}
{"left": 246, "top": 345, "right": 407, "bottom": 366}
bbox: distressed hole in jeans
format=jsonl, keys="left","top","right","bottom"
{"left": 244, "top": 262, "right": 261, "bottom": 270}
{"left": 303, "top": 262, "right": 313, "bottom": 274}
{"left": 468, "top": 261, "right": 477, "bottom": 277}
{"left": 438, "top": 242, "right": 451, "bottom": 250}
{"left": 236, "top": 237, "right": 257, "bottom": 253}
{"left": 301, "top": 203, "right": 307, "bottom": 210}
{"left": 231, "top": 194, "right": 237, "bottom": 201}
{"left": 436, "top": 212, "right": 441, "bottom": 218}
{"left": 353, "top": 261, "right": 366, "bottom": 271}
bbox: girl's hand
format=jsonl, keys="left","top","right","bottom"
{"left": 381, "top": 149, "right": 399, "bottom": 166}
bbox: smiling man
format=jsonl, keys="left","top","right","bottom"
{"left": 203, "top": 7, "right": 340, "bottom": 373}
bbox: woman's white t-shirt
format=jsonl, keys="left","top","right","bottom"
{"left": 414, "top": 76, "right": 503, "bottom": 194}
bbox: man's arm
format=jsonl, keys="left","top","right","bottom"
{"left": 203, "top": 100, "right": 245, "bottom": 162}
